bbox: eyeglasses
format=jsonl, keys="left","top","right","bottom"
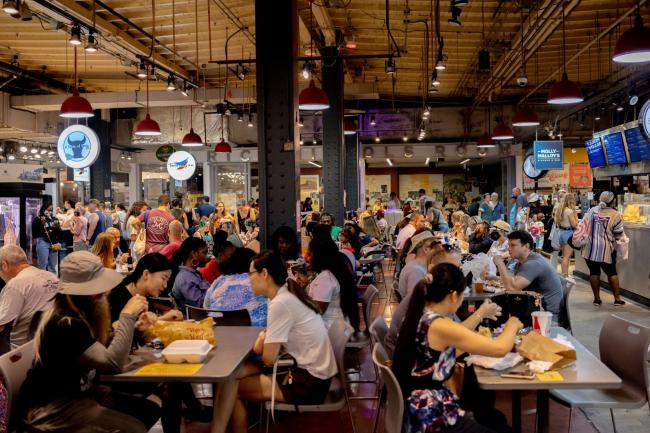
{"left": 248, "top": 270, "right": 259, "bottom": 276}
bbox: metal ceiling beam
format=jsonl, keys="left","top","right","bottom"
{"left": 310, "top": 1, "right": 352, "bottom": 84}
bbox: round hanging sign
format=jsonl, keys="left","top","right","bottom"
{"left": 156, "top": 144, "right": 175, "bottom": 162}
{"left": 166, "top": 151, "right": 196, "bottom": 181}
{"left": 639, "top": 99, "right": 650, "bottom": 140}
{"left": 57, "top": 124, "right": 100, "bottom": 169}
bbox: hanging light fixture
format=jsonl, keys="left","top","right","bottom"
{"left": 298, "top": 0, "right": 329, "bottom": 111}
{"left": 492, "top": 119, "right": 514, "bottom": 140}
{"left": 374, "top": 133, "right": 380, "bottom": 142}
{"left": 60, "top": 47, "right": 94, "bottom": 118}
{"left": 69, "top": 24, "right": 82, "bottom": 45}
{"left": 182, "top": 106, "right": 203, "bottom": 146}
{"left": 85, "top": 32, "right": 98, "bottom": 52}
{"left": 370, "top": 114, "right": 377, "bottom": 126}
{"left": 512, "top": 103, "right": 540, "bottom": 127}
{"left": 2, "top": 1, "right": 19, "bottom": 15}
{"left": 298, "top": 116, "right": 304, "bottom": 127}
{"left": 137, "top": 61, "right": 148, "bottom": 79}
{"left": 247, "top": 114, "right": 254, "bottom": 127}
{"left": 214, "top": 113, "right": 231, "bottom": 153}
{"left": 613, "top": 0, "right": 650, "bottom": 63}
{"left": 548, "top": 4, "right": 583, "bottom": 104}
{"left": 301, "top": 62, "right": 312, "bottom": 80}
{"left": 135, "top": 64, "right": 161, "bottom": 136}
{"left": 431, "top": 70, "right": 440, "bottom": 87}
{"left": 166, "top": 75, "right": 176, "bottom": 91}
{"left": 344, "top": 119, "right": 356, "bottom": 135}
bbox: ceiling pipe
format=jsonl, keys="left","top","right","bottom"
{"left": 521, "top": 0, "right": 648, "bottom": 104}
{"left": 0, "top": 61, "right": 68, "bottom": 95}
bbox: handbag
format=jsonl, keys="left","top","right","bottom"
{"left": 489, "top": 292, "right": 543, "bottom": 328}
{"left": 133, "top": 210, "right": 150, "bottom": 256}
{"left": 549, "top": 224, "right": 560, "bottom": 251}
{"left": 570, "top": 210, "right": 592, "bottom": 249}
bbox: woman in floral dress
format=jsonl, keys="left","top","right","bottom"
{"left": 392, "top": 263, "right": 523, "bottom": 433}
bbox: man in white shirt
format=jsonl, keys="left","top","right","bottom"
{"left": 0, "top": 245, "right": 59, "bottom": 350}
{"left": 395, "top": 212, "right": 425, "bottom": 251}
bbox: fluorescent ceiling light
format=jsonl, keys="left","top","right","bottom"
{"left": 459, "top": 158, "right": 471, "bottom": 165}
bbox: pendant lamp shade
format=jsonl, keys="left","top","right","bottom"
{"left": 214, "top": 139, "right": 232, "bottom": 153}
{"left": 477, "top": 133, "right": 496, "bottom": 148}
{"left": 548, "top": 72, "right": 583, "bottom": 104}
{"left": 492, "top": 122, "right": 514, "bottom": 140}
{"left": 613, "top": 14, "right": 650, "bottom": 63}
{"left": 181, "top": 128, "right": 203, "bottom": 146}
{"left": 60, "top": 89, "right": 94, "bottom": 118}
{"left": 512, "top": 104, "right": 540, "bottom": 127}
{"left": 344, "top": 119, "right": 356, "bottom": 135}
{"left": 135, "top": 114, "right": 162, "bottom": 136}
{"left": 299, "top": 79, "right": 330, "bottom": 110}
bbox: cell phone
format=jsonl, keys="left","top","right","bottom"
{"left": 500, "top": 370, "right": 535, "bottom": 380}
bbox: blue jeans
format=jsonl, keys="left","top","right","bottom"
{"left": 36, "top": 237, "right": 57, "bottom": 274}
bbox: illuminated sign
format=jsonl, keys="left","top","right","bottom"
{"left": 57, "top": 124, "right": 100, "bottom": 169}
{"left": 166, "top": 151, "right": 196, "bottom": 181}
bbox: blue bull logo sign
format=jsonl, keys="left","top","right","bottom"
{"left": 57, "top": 125, "right": 100, "bottom": 169}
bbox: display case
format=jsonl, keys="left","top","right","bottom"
{"left": 0, "top": 184, "right": 44, "bottom": 264}
{"left": 621, "top": 193, "right": 650, "bottom": 225}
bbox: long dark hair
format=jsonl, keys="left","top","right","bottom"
{"left": 339, "top": 227, "right": 361, "bottom": 258}
{"left": 124, "top": 252, "right": 172, "bottom": 286}
{"left": 392, "top": 263, "right": 466, "bottom": 395}
{"left": 171, "top": 237, "right": 207, "bottom": 268}
{"left": 308, "top": 237, "right": 360, "bottom": 330}
{"left": 270, "top": 225, "right": 299, "bottom": 260}
{"left": 218, "top": 247, "right": 255, "bottom": 275}
{"left": 252, "top": 250, "right": 320, "bottom": 315}
{"left": 127, "top": 201, "right": 148, "bottom": 220}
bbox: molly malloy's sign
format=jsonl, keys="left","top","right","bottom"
{"left": 534, "top": 140, "right": 564, "bottom": 170}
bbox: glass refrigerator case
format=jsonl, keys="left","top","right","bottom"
{"left": 0, "top": 184, "right": 44, "bottom": 265}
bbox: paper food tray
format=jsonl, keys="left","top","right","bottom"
{"left": 161, "top": 340, "right": 213, "bottom": 364}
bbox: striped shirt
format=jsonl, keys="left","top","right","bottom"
{"left": 581, "top": 206, "right": 625, "bottom": 264}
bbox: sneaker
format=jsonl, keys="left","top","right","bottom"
{"left": 614, "top": 299, "right": 626, "bottom": 306}
{"left": 593, "top": 299, "right": 602, "bottom": 306}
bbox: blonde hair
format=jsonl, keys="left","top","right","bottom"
{"left": 554, "top": 192, "right": 576, "bottom": 222}
{"left": 91, "top": 233, "right": 115, "bottom": 269}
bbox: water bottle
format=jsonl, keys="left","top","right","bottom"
{"left": 127, "top": 255, "right": 133, "bottom": 272}
{"left": 443, "top": 234, "right": 449, "bottom": 245}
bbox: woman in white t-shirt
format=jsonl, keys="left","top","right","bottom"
{"left": 553, "top": 192, "right": 578, "bottom": 276}
{"left": 307, "top": 236, "right": 360, "bottom": 331}
{"left": 213, "top": 250, "right": 337, "bottom": 433}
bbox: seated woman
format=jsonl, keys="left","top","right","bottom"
{"left": 171, "top": 237, "right": 210, "bottom": 311}
{"left": 450, "top": 211, "right": 470, "bottom": 242}
{"left": 91, "top": 232, "right": 116, "bottom": 269}
{"left": 337, "top": 228, "right": 358, "bottom": 256}
{"left": 487, "top": 220, "right": 510, "bottom": 257}
{"left": 307, "top": 237, "right": 360, "bottom": 331}
{"left": 392, "top": 263, "right": 522, "bottom": 433}
{"left": 468, "top": 221, "right": 493, "bottom": 255}
{"left": 204, "top": 248, "right": 267, "bottom": 327}
{"left": 19, "top": 252, "right": 160, "bottom": 433}
{"left": 270, "top": 225, "right": 300, "bottom": 263}
{"left": 213, "top": 250, "right": 338, "bottom": 433}
{"left": 199, "top": 231, "right": 236, "bottom": 284}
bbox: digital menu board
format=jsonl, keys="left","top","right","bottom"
{"left": 585, "top": 137, "right": 606, "bottom": 168}
{"left": 623, "top": 127, "right": 650, "bottom": 162}
{"left": 602, "top": 132, "right": 628, "bottom": 164}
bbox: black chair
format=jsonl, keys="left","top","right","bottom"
{"left": 185, "top": 305, "right": 251, "bottom": 326}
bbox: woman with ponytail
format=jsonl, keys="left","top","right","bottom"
{"left": 392, "top": 263, "right": 522, "bottom": 433}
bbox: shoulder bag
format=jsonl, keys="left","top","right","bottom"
{"left": 133, "top": 210, "right": 151, "bottom": 256}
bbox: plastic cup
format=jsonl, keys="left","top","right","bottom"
{"left": 474, "top": 281, "right": 484, "bottom": 294}
{"left": 532, "top": 311, "right": 553, "bottom": 337}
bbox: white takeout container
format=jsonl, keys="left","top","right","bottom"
{"left": 161, "top": 340, "right": 213, "bottom": 364}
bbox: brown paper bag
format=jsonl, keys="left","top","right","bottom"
{"left": 517, "top": 331, "right": 576, "bottom": 369}
{"left": 149, "top": 318, "right": 216, "bottom": 347}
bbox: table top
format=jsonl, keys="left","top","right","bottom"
{"left": 102, "top": 326, "right": 261, "bottom": 383}
{"left": 474, "top": 327, "right": 622, "bottom": 391}
{"left": 464, "top": 288, "right": 501, "bottom": 302}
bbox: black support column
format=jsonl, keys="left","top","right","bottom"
{"left": 89, "top": 112, "right": 112, "bottom": 201}
{"left": 344, "top": 130, "right": 360, "bottom": 211}
{"left": 255, "top": 0, "right": 300, "bottom": 247}
{"left": 321, "top": 46, "right": 345, "bottom": 224}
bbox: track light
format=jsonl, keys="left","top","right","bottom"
{"left": 181, "top": 82, "right": 189, "bottom": 97}
{"left": 137, "top": 61, "right": 147, "bottom": 79}
{"left": 385, "top": 57, "right": 396, "bottom": 75}
{"left": 237, "top": 113, "right": 243, "bottom": 122}
{"left": 370, "top": 114, "right": 377, "bottom": 126}
{"left": 435, "top": 56, "right": 446, "bottom": 71}
{"left": 236, "top": 64, "right": 248, "bottom": 80}
{"left": 40, "top": 149, "right": 47, "bottom": 155}
{"left": 69, "top": 24, "right": 82, "bottom": 46}
{"left": 375, "top": 133, "right": 380, "bottom": 142}
{"left": 312, "top": 136, "right": 318, "bottom": 145}
{"left": 403, "top": 134, "right": 408, "bottom": 142}
{"left": 121, "top": 152, "right": 126, "bottom": 159}
{"left": 166, "top": 75, "right": 176, "bottom": 91}
{"left": 616, "top": 104, "right": 624, "bottom": 112}
{"left": 386, "top": 158, "right": 393, "bottom": 166}
{"left": 30, "top": 147, "right": 38, "bottom": 154}
{"left": 453, "top": 1, "right": 469, "bottom": 7}
{"left": 448, "top": 6, "right": 462, "bottom": 26}
{"left": 431, "top": 71, "right": 440, "bottom": 87}
{"left": 2, "top": 1, "right": 18, "bottom": 15}
{"left": 423, "top": 107, "right": 431, "bottom": 118}
{"left": 298, "top": 116, "right": 304, "bottom": 127}
{"left": 127, "top": 153, "right": 132, "bottom": 160}
{"left": 19, "top": 145, "right": 27, "bottom": 153}
{"left": 85, "top": 32, "right": 98, "bottom": 52}
{"left": 7, "top": 154, "right": 15, "bottom": 161}
{"left": 595, "top": 114, "right": 601, "bottom": 121}
{"left": 309, "top": 161, "right": 322, "bottom": 168}
{"left": 301, "top": 62, "right": 312, "bottom": 80}
{"left": 459, "top": 158, "right": 471, "bottom": 165}
{"left": 247, "top": 114, "right": 254, "bottom": 127}
{"left": 19, "top": 0, "right": 31, "bottom": 21}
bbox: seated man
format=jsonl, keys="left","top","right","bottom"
{"left": 489, "top": 230, "right": 563, "bottom": 318}
{"left": 0, "top": 245, "right": 59, "bottom": 351}
{"left": 320, "top": 213, "right": 342, "bottom": 241}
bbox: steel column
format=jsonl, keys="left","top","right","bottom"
{"left": 89, "top": 115, "right": 112, "bottom": 201}
{"left": 255, "top": 0, "right": 300, "bottom": 247}
{"left": 321, "top": 45, "right": 345, "bottom": 224}
{"left": 344, "top": 131, "right": 360, "bottom": 211}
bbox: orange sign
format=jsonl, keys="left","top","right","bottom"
{"left": 569, "top": 163, "right": 592, "bottom": 188}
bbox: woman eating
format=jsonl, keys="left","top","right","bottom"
{"left": 269, "top": 225, "right": 300, "bottom": 263}
{"left": 393, "top": 263, "right": 523, "bottom": 433}
{"left": 91, "top": 232, "right": 116, "bottom": 269}
{"left": 213, "top": 250, "right": 337, "bottom": 433}
{"left": 19, "top": 252, "right": 160, "bottom": 433}
{"left": 204, "top": 248, "right": 267, "bottom": 326}
{"left": 171, "top": 237, "right": 210, "bottom": 310}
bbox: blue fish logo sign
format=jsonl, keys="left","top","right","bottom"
{"left": 63, "top": 131, "right": 91, "bottom": 161}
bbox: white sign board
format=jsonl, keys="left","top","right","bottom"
{"left": 166, "top": 151, "right": 196, "bottom": 181}
{"left": 57, "top": 124, "right": 100, "bottom": 169}
{"left": 0, "top": 164, "right": 44, "bottom": 183}
{"left": 73, "top": 167, "right": 90, "bottom": 182}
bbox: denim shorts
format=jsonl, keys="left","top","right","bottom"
{"left": 559, "top": 228, "right": 574, "bottom": 245}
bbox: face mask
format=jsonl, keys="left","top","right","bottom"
{"left": 490, "top": 231, "right": 501, "bottom": 241}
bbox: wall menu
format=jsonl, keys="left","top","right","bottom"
{"left": 623, "top": 127, "right": 650, "bottom": 162}
{"left": 585, "top": 137, "right": 606, "bottom": 168}
{"left": 602, "top": 132, "right": 628, "bottom": 165}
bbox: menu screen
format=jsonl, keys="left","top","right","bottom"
{"left": 623, "top": 127, "right": 650, "bottom": 162}
{"left": 585, "top": 137, "right": 606, "bottom": 168}
{"left": 602, "top": 132, "right": 628, "bottom": 165}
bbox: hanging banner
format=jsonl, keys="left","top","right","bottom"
{"left": 73, "top": 167, "right": 90, "bottom": 182}
{"left": 166, "top": 151, "right": 196, "bottom": 181}
{"left": 534, "top": 140, "right": 564, "bottom": 170}
{"left": 57, "top": 124, "right": 100, "bottom": 169}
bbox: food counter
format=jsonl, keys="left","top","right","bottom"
{"left": 574, "top": 194, "right": 650, "bottom": 305}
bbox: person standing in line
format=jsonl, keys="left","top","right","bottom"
{"left": 137, "top": 195, "right": 176, "bottom": 254}
{"left": 490, "top": 193, "right": 505, "bottom": 222}
{"left": 478, "top": 193, "right": 493, "bottom": 222}
{"left": 554, "top": 192, "right": 578, "bottom": 276}
{"left": 196, "top": 196, "right": 215, "bottom": 218}
{"left": 32, "top": 203, "right": 61, "bottom": 273}
{"left": 512, "top": 187, "right": 529, "bottom": 230}
{"left": 581, "top": 191, "right": 627, "bottom": 306}
{"left": 69, "top": 205, "right": 89, "bottom": 251}
{"left": 87, "top": 199, "right": 105, "bottom": 247}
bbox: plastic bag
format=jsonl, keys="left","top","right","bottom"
{"left": 463, "top": 253, "right": 496, "bottom": 283}
{"left": 149, "top": 318, "right": 216, "bottom": 347}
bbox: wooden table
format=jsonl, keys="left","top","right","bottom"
{"left": 474, "top": 327, "right": 621, "bottom": 433}
{"left": 102, "top": 326, "right": 261, "bottom": 432}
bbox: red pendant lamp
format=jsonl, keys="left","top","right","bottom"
{"left": 214, "top": 113, "right": 231, "bottom": 153}
{"left": 492, "top": 120, "right": 514, "bottom": 140}
{"left": 548, "top": 5, "right": 583, "bottom": 104}
{"left": 135, "top": 64, "right": 161, "bottom": 136}
{"left": 613, "top": 1, "right": 650, "bottom": 63}
{"left": 298, "top": 1, "right": 329, "bottom": 111}
{"left": 344, "top": 118, "right": 356, "bottom": 135}
{"left": 182, "top": 106, "right": 203, "bottom": 146}
{"left": 512, "top": 102, "right": 540, "bottom": 127}
{"left": 60, "top": 47, "right": 94, "bottom": 118}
